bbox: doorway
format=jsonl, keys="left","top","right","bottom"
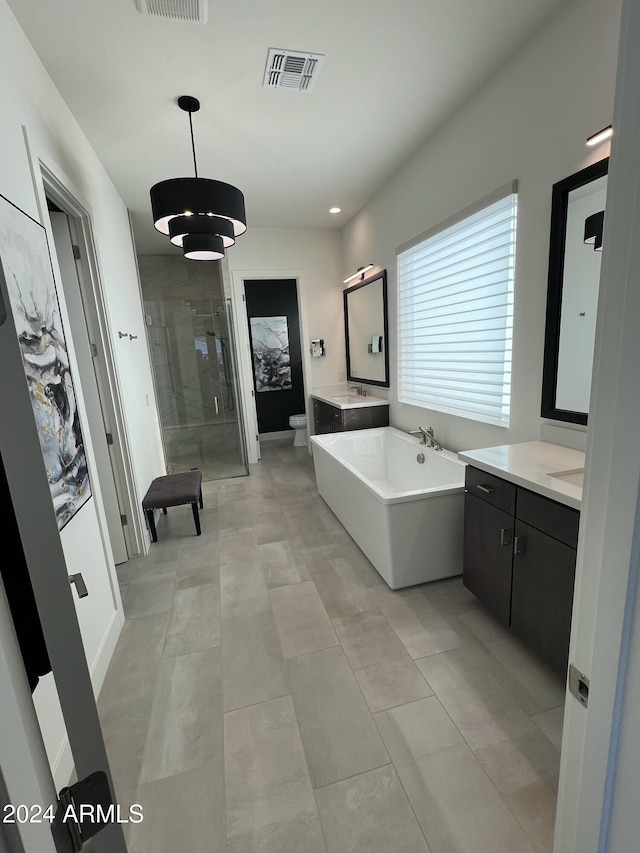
{"left": 244, "top": 278, "right": 306, "bottom": 439}
{"left": 47, "top": 203, "right": 129, "bottom": 565}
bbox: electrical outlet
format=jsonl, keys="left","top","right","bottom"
{"left": 338, "top": 371, "right": 346, "bottom": 381}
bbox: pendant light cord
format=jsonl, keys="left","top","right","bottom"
{"left": 188, "top": 110, "right": 198, "bottom": 178}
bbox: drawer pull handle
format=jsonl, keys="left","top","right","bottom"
{"left": 477, "top": 484, "right": 495, "bottom": 494}
{"left": 514, "top": 536, "right": 526, "bottom": 556}
{"left": 500, "top": 528, "right": 512, "bottom": 547}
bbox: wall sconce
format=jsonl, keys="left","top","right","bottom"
{"left": 586, "top": 125, "right": 613, "bottom": 147}
{"left": 584, "top": 210, "right": 605, "bottom": 252}
{"left": 343, "top": 264, "right": 374, "bottom": 285}
{"left": 310, "top": 339, "right": 325, "bottom": 357}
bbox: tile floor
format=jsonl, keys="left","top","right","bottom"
{"left": 98, "top": 440, "right": 565, "bottom": 853}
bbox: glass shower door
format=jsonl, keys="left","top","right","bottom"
{"left": 139, "top": 255, "right": 248, "bottom": 481}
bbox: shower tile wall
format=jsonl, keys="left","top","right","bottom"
{"left": 138, "top": 255, "right": 247, "bottom": 481}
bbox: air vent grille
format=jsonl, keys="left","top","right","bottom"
{"left": 135, "top": 0, "right": 207, "bottom": 23}
{"left": 263, "top": 49, "right": 325, "bottom": 93}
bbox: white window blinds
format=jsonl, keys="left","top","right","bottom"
{"left": 397, "top": 192, "right": 517, "bottom": 427}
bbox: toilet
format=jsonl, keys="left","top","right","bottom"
{"left": 289, "top": 414, "right": 308, "bottom": 446}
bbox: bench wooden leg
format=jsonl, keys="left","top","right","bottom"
{"left": 191, "top": 501, "right": 201, "bottom": 536}
{"left": 199, "top": 488, "right": 203, "bottom": 510}
{"left": 146, "top": 508, "right": 158, "bottom": 543}
{"left": 162, "top": 507, "right": 167, "bottom": 515}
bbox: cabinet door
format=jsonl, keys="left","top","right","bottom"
{"left": 511, "top": 520, "right": 576, "bottom": 676}
{"left": 463, "top": 493, "right": 514, "bottom": 626}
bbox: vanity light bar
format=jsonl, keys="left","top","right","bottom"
{"left": 343, "top": 264, "right": 374, "bottom": 285}
{"left": 586, "top": 125, "right": 613, "bottom": 147}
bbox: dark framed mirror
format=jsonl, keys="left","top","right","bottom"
{"left": 541, "top": 158, "right": 608, "bottom": 425}
{"left": 344, "top": 269, "right": 389, "bottom": 388}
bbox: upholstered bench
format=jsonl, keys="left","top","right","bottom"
{"left": 142, "top": 471, "right": 203, "bottom": 542}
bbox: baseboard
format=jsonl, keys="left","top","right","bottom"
{"left": 52, "top": 609, "right": 123, "bottom": 787}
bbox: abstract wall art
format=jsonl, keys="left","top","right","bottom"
{"left": 0, "top": 194, "right": 91, "bottom": 529}
{"left": 250, "top": 315, "right": 292, "bottom": 392}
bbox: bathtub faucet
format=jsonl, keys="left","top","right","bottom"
{"left": 409, "top": 426, "right": 443, "bottom": 451}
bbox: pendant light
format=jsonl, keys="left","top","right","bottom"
{"left": 150, "top": 96, "right": 247, "bottom": 260}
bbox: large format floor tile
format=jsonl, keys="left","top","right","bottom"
{"left": 224, "top": 696, "right": 325, "bottom": 853}
{"left": 128, "top": 760, "right": 224, "bottom": 853}
{"left": 377, "top": 592, "right": 465, "bottom": 659}
{"left": 416, "top": 645, "right": 536, "bottom": 751}
{"left": 375, "top": 697, "right": 537, "bottom": 853}
{"left": 332, "top": 609, "right": 407, "bottom": 669}
{"left": 315, "top": 765, "right": 429, "bottom": 853}
{"left": 286, "top": 646, "right": 389, "bottom": 788}
{"left": 102, "top": 441, "right": 563, "bottom": 853}
{"left": 353, "top": 655, "right": 433, "bottom": 713}
{"left": 140, "top": 646, "right": 223, "bottom": 784}
{"left": 270, "top": 580, "right": 338, "bottom": 658}
{"left": 162, "top": 581, "right": 220, "bottom": 658}
{"left": 222, "top": 610, "right": 290, "bottom": 712}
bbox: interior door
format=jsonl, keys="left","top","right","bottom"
{"left": 0, "top": 250, "right": 126, "bottom": 851}
{"left": 49, "top": 211, "right": 128, "bottom": 564}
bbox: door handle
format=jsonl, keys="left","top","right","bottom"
{"left": 476, "top": 484, "right": 495, "bottom": 494}
{"left": 500, "top": 527, "right": 512, "bottom": 547}
{"left": 514, "top": 536, "right": 526, "bottom": 556}
{"left": 69, "top": 573, "right": 89, "bottom": 599}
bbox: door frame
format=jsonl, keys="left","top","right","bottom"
{"left": 554, "top": 0, "right": 640, "bottom": 848}
{"left": 229, "top": 268, "right": 312, "bottom": 464}
{"left": 0, "top": 255, "right": 127, "bottom": 853}
{"left": 24, "top": 128, "right": 146, "bottom": 559}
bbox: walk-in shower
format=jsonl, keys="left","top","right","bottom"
{"left": 138, "top": 255, "right": 248, "bottom": 480}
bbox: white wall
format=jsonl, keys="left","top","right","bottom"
{"left": 226, "top": 227, "right": 345, "bottom": 389}
{"left": 342, "top": 0, "right": 621, "bottom": 453}
{"left": 0, "top": 0, "right": 164, "bottom": 784}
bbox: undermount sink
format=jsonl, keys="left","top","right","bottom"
{"left": 547, "top": 468, "right": 584, "bottom": 487}
{"left": 332, "top": 394, "right": 366, "bottom": 404}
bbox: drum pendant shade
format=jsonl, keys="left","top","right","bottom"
{"left": 168, "top": 212, "right": 236, "bottom": 247}
{"left": 183, "top": 233, "right": 225, "bottom": 261}
{"left": 151, "top": 178, "right": 246, "bottom": 237}
{"left": 149, "top": 96, "right": 247, "bottom": 260}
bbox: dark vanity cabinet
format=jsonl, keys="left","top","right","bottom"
{"left": 312, "top": 398, "right": 389, "bottom": 435}
{"left": 463, "top": 465, "right": 580, "bottom": 675}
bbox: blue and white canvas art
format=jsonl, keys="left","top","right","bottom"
{"left": 250, "top": 315, "right": 292, "bottom": 392}
{"left": 0, "top": 194, "right": 91, "bottom": 529}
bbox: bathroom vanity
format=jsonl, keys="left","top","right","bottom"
{"left": 458, "top": 441, "right": 584, "bottom": 675}
{"left": 311, "top": 389, "right": 389, "bottom": 435}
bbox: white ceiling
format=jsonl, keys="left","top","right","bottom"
{"left": 8, "top": 0, "right": 565, "bottom": 253}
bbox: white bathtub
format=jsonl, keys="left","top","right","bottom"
{"left": 311, "top": 427, "right": 466, "bottom": 589}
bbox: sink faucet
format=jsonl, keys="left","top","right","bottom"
{"left": 409, "top": 426, "right": 443, "bottom": 451}
{"left": 349, "top": 384, "right": 366, "bottom": 397}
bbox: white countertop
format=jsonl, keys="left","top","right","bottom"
{"left": 311, "top": 386, "right": 390, "bottom": 410}
{"left": 458, "top": 441, "right": 585, "bottom": 510}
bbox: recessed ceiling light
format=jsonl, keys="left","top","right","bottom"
{"left": 586, "top": 125, "right": 613, "bottom": 147}
{"left": 329, "top": 207, "right": 342, "bottom": 214}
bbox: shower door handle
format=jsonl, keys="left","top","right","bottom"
{"left": 215, "top": 396, "right": 219, "bottom": 415}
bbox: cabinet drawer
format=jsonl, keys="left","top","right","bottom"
{"left": 516, "top": 488, "right": 579, "bottom": 549}
{"left": 465, "top": 466, "right": 516, "bottom": 515}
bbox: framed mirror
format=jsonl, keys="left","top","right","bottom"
{"left": 344, "top": 269, "right": 389, "bottom": 387}
{"left": 541, "top": 158, "right": 608, "bottom": 425}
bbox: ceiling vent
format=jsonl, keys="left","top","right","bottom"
{"left": 263, "top": 49, "right": 325, "bottom": 93}
{"left": 135, "top": 0, "right": 207, "bottom": 23}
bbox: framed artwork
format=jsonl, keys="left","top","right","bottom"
{"left": 0, "top": 193, "right": 91, "bottom": 529}
{"left": 250, "top": 315, "right": 292, "bottom": 392}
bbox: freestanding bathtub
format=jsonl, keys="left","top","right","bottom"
{"left": 311, "top": 427, "right": 466, "bottom": 589}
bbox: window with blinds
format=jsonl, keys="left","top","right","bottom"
{"left": 397, "top": 191, "right": 517, "bottom": 427}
